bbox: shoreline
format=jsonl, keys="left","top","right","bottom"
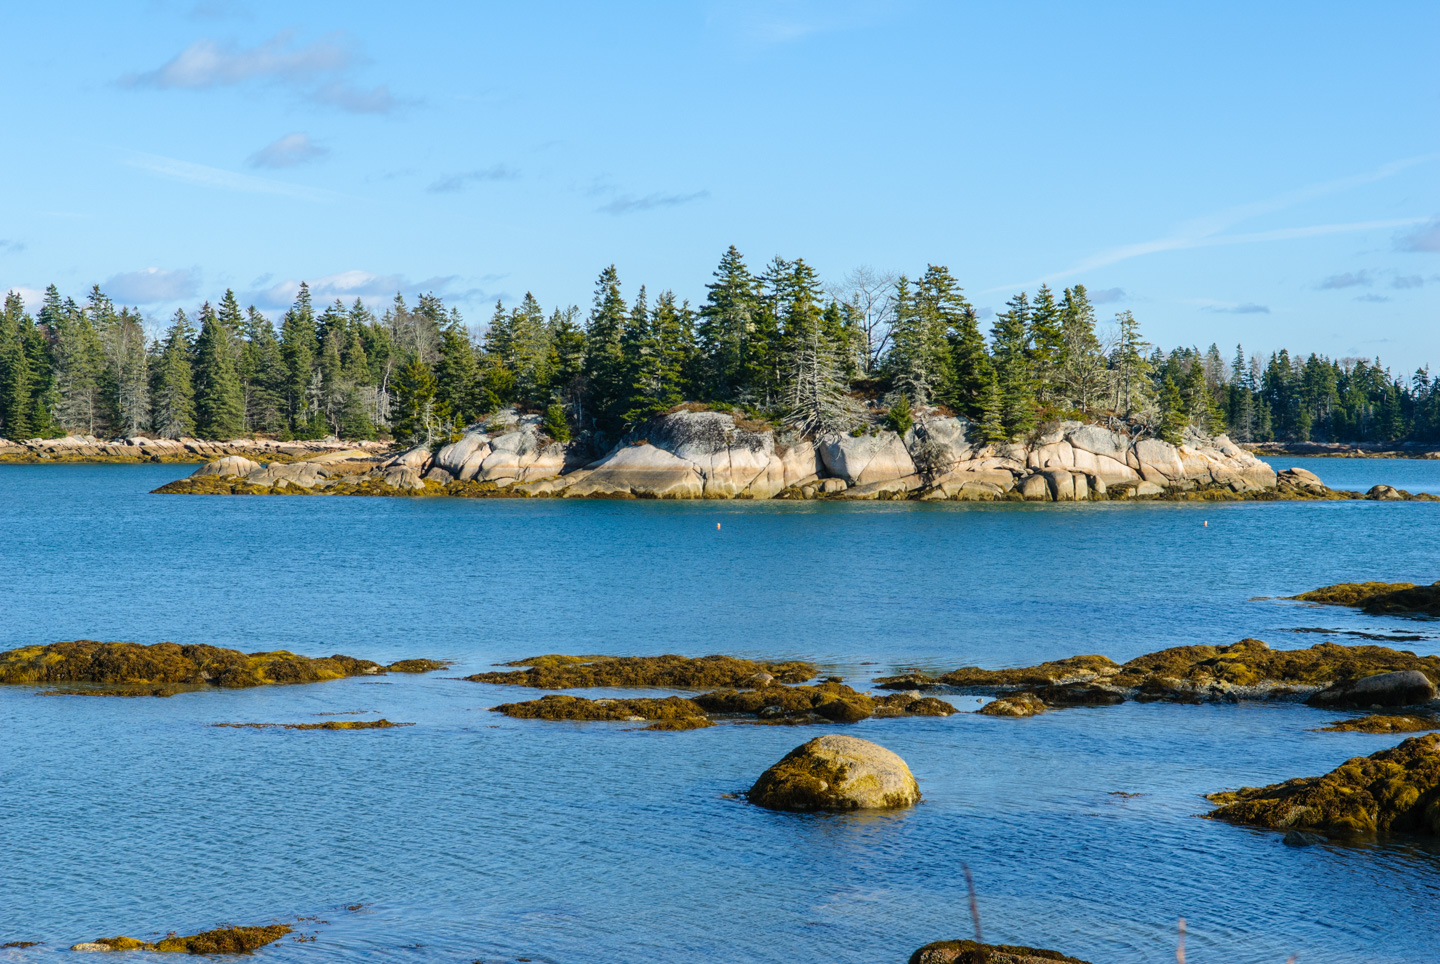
{"left": 0, "top": 435, "right": 388, "bottom": 465}
{"left": 1246, "top": 441, "right": 1440, "bottom": 460}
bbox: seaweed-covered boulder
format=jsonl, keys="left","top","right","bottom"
{"left": 466, "top": 653, "right": 815, "bottom": 689}
{"left": 1206, "top": 734, "right": 1440, "bottom": 837}
{"left": 72, "top": 925, "right": 291, "bottom": 953}
{"left": 978, "top": 693, "right": 1048, "bottom": 717}
{"left": 1317, "top": 714, "right": 1440, "bottom": 733}
{"left": 748, "top": 734, "right": 921, "bottom": 812}
{"left": 1307, "top": 669, "right": 1436, "bottom": 709}
{"left": 910, "top": 940, "right": 1093, "bottom": 964}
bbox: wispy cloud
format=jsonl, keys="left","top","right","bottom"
{"left": 980, "top": 154, "right": 1440, "bottom": 294}
{"left": 123, "top": 149, "right": 351, "bottom": 202}
{"left": 1316, "top": 270, "right": 1371, "bottom": 289}
{"left": 248, "top": 270, "right": 496, "bottom": 311}
{"left": 1395, "top": 216, "right": 1440, "bottom": 253}
{"left": 0, "top": 240, "right": 24, "bottom": 254}
{"left": 597, "top": 190, "right": 709, "bottom": 216}
{"left": 120, "top": 31, "right": 410, "bottom": 115}
{"left": 1201, "top": 302, "right": 1270, "bottom": 315}
{"left": 1355, "top": 293, "right": 1390, "bottom": 303}
{"left": 427, "top": 165, "right": 519, "bottom": 193}
{"left": 247, "top": 132, "right": 327, "bottom": 169}
{"left": 104, "top": 267, "right": 201, "bottom": 305}
{"left": 1090, "top": 287, "right": 1126, "bottom": 303}
{"left": 1392, "top": 274, "right": 1425, "bottom": 289}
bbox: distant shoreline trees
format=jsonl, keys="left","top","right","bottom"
{"left": 3, "top": 249, "right": 1438, "bottom": 446}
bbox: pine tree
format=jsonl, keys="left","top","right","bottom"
{"left": 948, "top": 304, "right": 990, "bottom": 420}
{"left": 435, "top": 323, "right": 480, "bottom": 424}
{"left": 1027, "top": 283, "right": 1064, "bottom": 403}
{"left": 192, "top": 302, "right": 245, "bottom": 439}
{"left": 0, "top": 291, "right": 34, "bottom": 439}
{"left": 150, "top": 309, "right": 196, "bottom": 438}
{"left": 781, "top": 319, "right": 855, "bottom": 437}
{"left": 46, "top": 286, "right": 106, "bottom": 435}
{"left": 391, "top": 357, "right": 446, "bottom": 444}
{"left": 240, "top": 307, "right": 286, "bottom": 434}
{"left": 892, "top": 265, "right": 962, "bottom": 406}
{"left": 697, "top": 245, "right": 758, "bottom": 401}
{"left": 546, "top": 306, "right": 586, "bottom": 417}
{"left": 509, "top": 293, "right": 552, "bottom": 407}
{"left": 582, "top": 265, "right": 629, "bottom": 435}
{"left": 978, "top": 367, "right": 1006, "bottom": 443}
{"left": 1057, "top": 285, "right": 1105, "bottom": 413}
{"left": 1158, "top": 375, "right": 1186, "bottom": 445}
{"left": 991, "top": 292, "right": 1037, "bottom": 438}
{"left": 279, "top": 283, "right": 318, "bottom": 432}
{"left": 1111, "top": 310, "right": 1152, "bottom": 417}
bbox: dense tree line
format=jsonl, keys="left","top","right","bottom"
{"left": 3, "top": 248, "right": 1438, "bottom": 447}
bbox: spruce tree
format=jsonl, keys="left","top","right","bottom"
{"left": 193, "top": 303, "right": 245, "bottom": 439}
{"left": 391, "top": 357, "right": 446, "bottom": 443}
{"left": 279, "top": 283, "right": 318, "bottom": 432}
{"left": 1058, "top": 285, "right": 1104, "bottom": 413}
{"left": 948, "top": 304, "right": 990, "bottom": 421}
{"left": 991, "top": 292, "right": 1037, "bottom": 438}
{"left": 1027, "top": 284, "right": 1064, "bottom": 402}
{"left": 1158, "top": 375, "right": 1187, "bottom": 445}
{"left": 582, "top": 265, "right": 629, "bottom": 435}
{"left": 435, "top": 323, "right": 479, "bottom": 425}
{"left": 0, "top": 292, "right": 34, "bottom": 439}
{"left": 978, "top": 367, "right": 1006, "bottom": 443}
{"left": 697, "top": 245, "right": 757, "bottom": 401}
{"left": 1111, "top": 310, "right": 1152, "bottom": 417}
{"left": 150, "top": 309, "right": 196, "bottom": 438}
{"left": 241, "top": 307, "right": 286, "bottom": 434}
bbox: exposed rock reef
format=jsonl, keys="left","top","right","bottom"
{"left": 70, "top": 925, "right": 292, "bottom": 954}
{"left": 747, "top": 734, "right": 921, "bottom": 812}
{"left": 0, "top": 641, "right": 445, "bottom": 696}
{"left": 465, "top": 653, "right": 816, "bottom": 689}
{"left": 1205, "top": 734, "right": 1440, "bottom": 837}
{"left": 1316, "top": 714, "right": 1440, "bottom": 733}
{"left": 211, "top": 719, "right": 414, "bottom": 730}
{"left": 1291, "top": 581, "right": 1440, "bottom": 617}
{"left": 157, "top": 408, "right": 1435, "bottom": 502}
{"left": 909, "top": 940, "right": 1093, "bottom": 964}
{"left": 0, "top": 434, "right": 385, "bottom": 464}
{"left": 490, "top": 681, "right": 954, "bottom": 730}
{"left": 877, "top": 639, "right": 1440, "bottom": 710}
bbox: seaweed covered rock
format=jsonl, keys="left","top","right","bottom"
{"left": 465, "top": 653, "right": 815, "bottom": 689}
{"left": 748, "top": 734, "right": 921, "bottom": 812}
{"left": 879, "top": 639, "right": 1440, "bottom": 706}
{"left": 1206, "top": 734, "right": 1440, "bottom": 837}
{"left": 211, "top": 719, "right": 414, "bottom": 730}
{"left": 72, "top": 925, "right": 291, "bottom": 953}
{"left": 0, "top": 641, "right": 443, "bottom": 695}
{"left": 1317, "top": 714, "right": 1440, "bottom": 733}
{"left": 978, "top": 693, "right": 1049, "bottom": 717}
{"left": 491, "top": 694, "right": 712, "bottom": 730}
{"left": 909, "top": 940, "right": 1092, "bottom": 964}
{"left": 1291, "top": 580, "right": 1440, "bottom": 617}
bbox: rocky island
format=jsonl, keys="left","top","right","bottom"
{"left": 0, "top": 641, "right": 445, "bottom": 696}
{"left": 155, "top": 408, "right": 1436, "bottom": 503}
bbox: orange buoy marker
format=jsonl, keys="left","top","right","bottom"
{"left": 1203, "top": 520, "right": 1208, "bottom": 528}
{"left": 716, "top": 522, "right": 721, "bottom": 530}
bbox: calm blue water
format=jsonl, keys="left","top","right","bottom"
{"left": 2, "top": 459, "right": 1439, "bottom": 964}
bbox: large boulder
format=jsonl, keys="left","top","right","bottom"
{"left": 434, "top": 432, "right": 491, "bottom": 479}
{"left": 192, "top": 455, "right": 262, "bottom": 479}
{"left": 747, "top": 734, "right": 921, "bottom": 812}
{"left": 1307, "top": 670, "right": 1437, "bottom": 709}
{"left": 562, "top": 444, "right": 703, "bottom": 498}
{"left": 910, "top": 941, "right": 1093, "bottom": 964}
{"left": 246, "top": 461, "right": 329, "bottom": 490}
{"left": 476, "top": 426, "right": 569, "bottom": 486}
{"left": 384, "top": 443, "right": 434, "bottom": 471}
{"left": 818, "top": 431, "right": 917, "bottom": 485}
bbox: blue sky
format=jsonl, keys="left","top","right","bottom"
{"left": 3, "top": 1, "right": 1437, "bottom": 370}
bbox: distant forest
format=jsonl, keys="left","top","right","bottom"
{"left": 2, "top": 246, "right": 1437, "bottom": 447}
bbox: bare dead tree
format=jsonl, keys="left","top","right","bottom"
{"left": 828, "top": 266, "right": 898, "bottom": 375}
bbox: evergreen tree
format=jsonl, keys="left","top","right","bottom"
{"left": 240, "top": 307, "right": 286, "bottom": 434}
{"left": 1158, "top": 376, "right": 1186, "bottom": 444}
{"left": 892, "top": 265, "right": 961, "bottom": 406}
{"left": 150, "top": 309, "right": 196, "bottom": 438}
{"left": 582, "top": 265, "right": 629, "bottom": 435}
{"left": 1111, "top": 310, "right": 1152, "bottom": 417}
{"left": 696, "top": 245, "right": 758, "bottom": 401}
{"left": 977, "top": 367, "right": 1006, "bottom": 444}
{"left": 1057, "top": 285, "right": 1105, "bottom": 413}
{"left": 546, "top": 306, "right": 586, "bottom": 417}
{"left": 279, "top": 283, "right": 318, "bottom": 432}
{"left": 781, "top": 317, "right": 855, "bottom": 437}
{"left": 1026, "top": 283, "right": 1064, "bottom": 403}
{"left": 391, "top": 357, "right": 446, "bottom": 443}
{"left": 192, "top": 302, "right": 245, "bottom": 439}
{"left": 435, "top": 322, "right": 480, "bottom": 424}
{"left": 46, "top": 286, "right": 106, "bottom": 434}
{"left": 948, "top": 304, "right": 990, "bottom": 421}
{"left": 991, "top": 292, "right": 1037, "bottom": 438}
{"left": 0, "top": 292, "right": 34, "bottom": 439}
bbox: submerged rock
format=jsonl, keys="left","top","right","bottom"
{"left": 1306, "top": 669, "right": 1437, "bottom": 709}
{"left": 71, "top": 925, "right": 291, "bottom": 954}
{"left": 491, "top": 694, "right": 712, "bottom": 730}
{"left": 0, "top": 641, "right": 445, "bottom": 694}
{"left": 1205, "top": 734, "right": 1440, "bottom": 837}
{"left": 909, "top": 940, "right": 1093, "bottom": 964}
{"left": 747, "top": 734, "right": 921, "bottom": 812}
{"left": 211, "top": 719, "right": 414, "bottom": 730}
{"left": 465, "top": 653, "right": 816, "bottom": 689}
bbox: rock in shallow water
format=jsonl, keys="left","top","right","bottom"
{"left": 909, "top": 940, "right": 1093, "bottom": 964}
{"left": 747, "top": 734, "right": 920, "bottom": 812}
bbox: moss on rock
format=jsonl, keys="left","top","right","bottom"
{"left": 74, "top": 925, "right": 291, "bottom": 954}
{"left": 909, "top": 940, "right": 1093, "bottom": 964}
{"left": 1316, "top": 714, "right": 1440, "bottom": 733}
{"left": 0, "top": 641, "right": 444, "bottom": 694}
{"left": 211, "top": 719, "right": 414, "bottom": 730}
{"left": 1205, "top": 733, "right": 1440, "bottom": 837}
{"left": 491, "top": 694, "right": 712, "bottom": 729}
{"left": 748, "top": 734, "right": 921, "bottom": 812}
{"left": 1291, "top": 580, "right": 1440, "bottom": 617}
{"left": 978, "top": 693, "right": 1049, "bottom": 717}
{"left": 466, "top": 653, "right": 816, "bottom": 689}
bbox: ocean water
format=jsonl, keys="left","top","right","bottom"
{"left": 2, "top": 459, "right": 1438, "bottom": 964}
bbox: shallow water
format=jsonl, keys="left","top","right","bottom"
{"left": 2, "top": 459, "right": 1439, "bottom": 964}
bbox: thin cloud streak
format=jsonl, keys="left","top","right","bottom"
{"left": 122, "top": 150, "right": 355, "bottom": 203}
{"left": 980, "top": 154, "right": 1440, "bottom": 294}
{"left": 597, "top": 190, "right": 709, "bottom": 216}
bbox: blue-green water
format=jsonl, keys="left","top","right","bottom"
{"left": 2, "top": 460, "right": 1439, "bottom": 963}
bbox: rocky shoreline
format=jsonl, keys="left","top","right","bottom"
{"left": 0, "top": 434, "right": 387, "bottom": 464}
{"left": 157, "top": 409, "right": 1438, "bottom": 503}
{"left": 1245, "top": 441, "right": 1440, "bottom": 460}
